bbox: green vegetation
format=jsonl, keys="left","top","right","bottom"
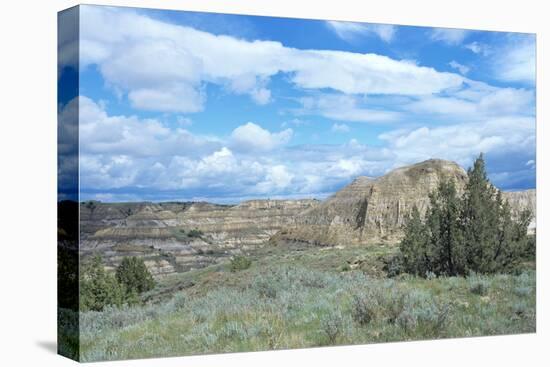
{"left": 187, "top": 229, "right": 204, "bottom": 238}
{"left": 400, "top": 154, "right": 533, "bottom": 277}
{"left": 80, "top": 256, "right": 155, "bottom": 311}
{"left": 78, "top": 259, "right": 535, "bottom": 362}
{"left": 116, "top": 257, "right": 155, "bottom": 294}
{"left": 80, "top": 256, "right": 127, "bottom": 312}
{"left": 230, "top": 255, "right": 252, "bottom": 272}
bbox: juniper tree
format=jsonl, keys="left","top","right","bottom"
{"left": 398, "top": 153, "right": 533, "bottom": 277}
{"left": 80, "top": 255, "right": 126, "bottom": 311}
{"left": 116, "top": 256, "right": 155, "bottom": 294}
{"left": 427, "top": 179, "right": 464, "bottom": 276}
{"left": 400, "top": 205, "right": 431, "bottom": 276}
{"left": 461, "top": 153, "right": 500, "bottom": 273}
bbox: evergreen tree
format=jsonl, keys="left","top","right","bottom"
{"left": 461, "top": 153, "right": 500, "bottom": 273}
{"left": 398, "top": 153, "right": 533, "bottom": 277}
{"left": 115, "top": 256, "right": 155, "bottom": 294}
{"left": 400, "top": 205, "right": 430, "bottom": 276}
{"left": 80, "top": 255, "right": 126, "bottom": 311}
{"left": 427, "top": 179, "right": 464, "bottom": 276}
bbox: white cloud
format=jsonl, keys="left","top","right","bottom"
{"left": 379, "top": 116, "right": 535, "bottom": 169}
{"left": 128, "top": 84, "right": 205, "bottom": 113}
{"left": 230, "top": 122, "right": 293, "bottom": 152}
{"left": 430, "top": 28, "right": 469, "bottom": 45}
{"left": 326, "top": 20, "right": 396, "bottom": 43}
{"left": 176, "top": 116, "right": 193, "bottom": 127}
{"left": 255, "top": 165, "right": 294, "bottom": 193}
{"left": 492, "top": 35, "right": 535, "bottom": 84}
{"left": 465, "top": 41, "right": 491, "bottom": 56}
{"left": 78, "top": 6, "right": 464, "bottom": 114}
{"left": 332, "top": 123, "right": 350, "bottom": 133}
{"left": 449, "top": 60, "right": 470, "bottom": 75}
{"left": 298, "top": 94, "right": 401, "bottom": 123}
{"left": 73, "top": 95, "right": 534, "bottom": 201}
{"left": 77, "top": 96, "right": 218, "bottom": 157}
{"left": 403, "top": 83, "right": 534, "bottom": 119}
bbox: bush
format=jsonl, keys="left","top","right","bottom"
{"left": 514, "top": 286, "right": 531, "bottom": 298}
{"left": 116, "top": 257, "right": 155, "bottom": 294}
{"left": 382, "top": 253, "right": 403, "bottom": 278}
{"left": 255, "top": 279, "right": 277, "bottom": 299}
{"left": 320, "top": 312, "right": 345, "bottom": 344}
{"left": 168, "top": 293, "right": 187, "bottom": 311}
{"left": 351, "top": 294, "right": 377, "bottom": 326}
{"left": 469, "top": 278, "right": 489, "bottom": 296}
{"left": 512, "top": 301, "right": 528, "bottom": 317}
{"left": 187, "top": 229, "right": 203, "bottom": 238}
{"left": 385, "top": 289, "right": 407, "bottom": 324}
{"left": 230, "top": 255, "right": 252, "bottom": 272}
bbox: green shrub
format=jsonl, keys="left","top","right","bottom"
{"left": 340, "top": 263, "right": 351, "bottom": 272}
{"left": 382, "top": 253, "right": 403, "bottom": 278}
{"left": 514, "top": 286, "right": 531, "bottom": 298}
{"left": 168, "top": 293, "right": 186, "bottom": 311}
{"left": 351, "top": 294, "right": 377, "bottom": 326}
{"left": 80, "top": 256, "right": 127, "bottom": 312}
{"left": 116, "top": 257, "right": 155, "bottom": 294}
{"left": 187, "top": 229, "right": 203, "bottom": 238}
{"left": 230, "top": 255, "right": 252, "bottom": 272}
{"left": 255, "top": 279, "right": 277, "bottom": 299}
{"left": 469, "top": 278, "right": 489, "bottom": 296}
{"left": 385, "top": 289, "right": 407, "bottom": 324}
{"left": 512, "top": 301, "right": 528, "bottom": 317}
{"left": 320, "top": 312, "right": 345, "bottom": 344}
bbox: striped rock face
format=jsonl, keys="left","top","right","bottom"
{"left": 273, "top": 159, "right": 535, "bottom": 246}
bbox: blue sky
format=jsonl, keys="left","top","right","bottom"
{"left": 60, "top": 5, "right": 536, "bottom": 203}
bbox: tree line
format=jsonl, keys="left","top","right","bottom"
{"left": 400, "top": 154, "right": 534, "bottom": 277}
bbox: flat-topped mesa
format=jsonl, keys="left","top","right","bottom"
{"left": 274, "top": 159, "right": 470, "bottom": 246}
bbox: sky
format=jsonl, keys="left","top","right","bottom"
{"left": 58, "top": 5, "right": 536, "bottom": 203}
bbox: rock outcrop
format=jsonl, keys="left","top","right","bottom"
{"left": 503, "top": 189, "right": 536, "bottom": 233}
{"left": 80, "top": 199, "right": 319, "bottom": 276}
{"left": 274, "top": 159, "right": 469, "bottom": 246}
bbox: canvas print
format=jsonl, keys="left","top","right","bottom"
{"left": 58, "top": 5, "right": 536, "bottom": 362}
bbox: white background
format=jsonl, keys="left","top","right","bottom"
{"left": 0, "top": 0, "right": 547, "bottom": 365}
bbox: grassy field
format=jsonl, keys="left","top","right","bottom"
{"left": 77, "top": 245, "right": 536, "bottom": 362}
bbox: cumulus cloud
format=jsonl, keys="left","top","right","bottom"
{"left": 77, "top": 96, "right": 535, "bottom": 199}
{"left": 378, "top": 116, "right": 535, "bottom": 169}
{"left": 326, "top": 20, "right": 396, "bottom": 43}
{"left": 230, "top": 122, "right": 293, "bottom": 152}
{"left": 78, "top": 96, "right": 218, "bottom": 157}
{"left": 78, "top": 6, "right": 464, "bottom": 114}
{"left": 430, "top": 28, "right": 470, "bottom": 45}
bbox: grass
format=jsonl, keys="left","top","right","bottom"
{"left": 78, "top": 244, "right": 536, "bottom": 362}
